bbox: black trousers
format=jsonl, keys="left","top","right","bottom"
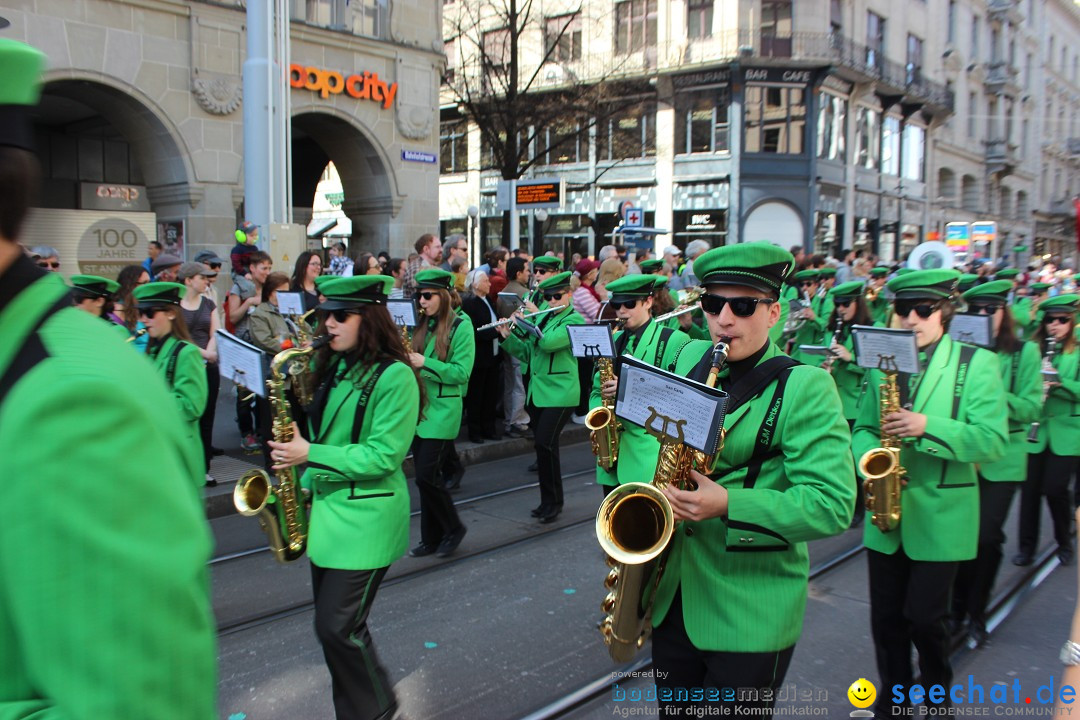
{"left": 1018, "top": 450, "right": 1076, "bottom": 555}
{"left": 576, "top": 357, "right": 593, "bottom": 415}
{"left": 953, "top": 476, "right": 1018, "bottom": 628}
{"left": 868, "top": 549, "right": 958, "bottom": 714}
{"left": 530, "top": 404, "right": 573, "bottom": 509}
{"left": 236, "top": 387, "right": 256, "bottom": 436}
{"left": 413, "top": 438, "right": 463, "bottom": 547}
{"left": 465, "top": 358, "right": 502, "bottom": 437}
{"left": 311, "top": 563, "right": 395, "bottom": 720}
{"left": 653, "top": 590, "right": 795, "bottom": 718}
{"left": 440, "top": 442, "right": 464, "bottom": 484}
{"left": 199, "top": 362, "right": 220, "bottom": 471}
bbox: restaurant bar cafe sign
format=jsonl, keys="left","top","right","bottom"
{"left": 290, "top": 64, "right": 398, "bottom": 109}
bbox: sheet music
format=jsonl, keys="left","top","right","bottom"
{"left": 216, "top": 330, "right": 267, "bottom": 397}
{"left": 275, "top": 291, "right": 305, "bottom": 317}
{"left": 797, "top": 344, "right": 832, "bottom": 356}
{"left": 949, "top": 314, "right": 993, "bottom": 348}
{"left": 615, "top": 355, "right": 728, "bottom": 455}
{"left": 850, "top": 326, "right": 920, "bottom": 374}
{"left": 386, "top": 298, "right": 418, "bottom": 328}
{"left": 567, "top": 324, "right": 616, "bottom": 358}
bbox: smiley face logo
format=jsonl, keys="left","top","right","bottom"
{"left": 847, "top": 678, "right": 876, "bottom": 709}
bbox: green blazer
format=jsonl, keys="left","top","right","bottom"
{"left": 826, "top": 324, "right": 871, "bottom": 421}
{"left": 302, "top": 359, "right": 419, "bottom": 570}
{"left": 148, "top": 334, "right": 208, "bottom": 474}
{"left": 853, "top": 336, "right": 1009, "bottom": 561}
{"left": 981, "top": 341, "right": 1043, "bottom": 480}
{"left": 650, "top": 341, "right": 856, "bottom": 652}
{"left": 789, "top": 294, "right": 833, "bottom": 364}
{"left": 589, "top": 320, "right": 690, "bottom": 487}
{"left": 869, "top": 295, "right": 891, "bottom": 327}
{"left": 1027, "top": 346, "right": 1080, "bottom": 456}
{"left": 1012, "top": 297, "right": 1037, "bottom": 341}
{"left": 769, "top": 284, "right": 796, "bottom": 345}
{"left": 1, "top": 271, "right": 215, "bottom": 718}
{"left": 416, "top": 317, "right": 475, "bottom": 440}
{"left": 501, "top": 304, "right": 584, "bottom": 407}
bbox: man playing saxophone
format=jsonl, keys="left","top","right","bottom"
{"left": 647, "top": 244, "right": 856, "bottom": 718}
{"left": 852, "top": 269, "right": 1008, "bottom": 718}
{"left": 590, "top": 275, "right": 691, "bottom": 496}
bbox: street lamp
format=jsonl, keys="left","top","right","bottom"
{"left": 467, "top": 205, "right": 479, "bottom": 269}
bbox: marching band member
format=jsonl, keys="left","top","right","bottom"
{"left": 957, "top": 273, "right": 979, "bottom": 294}
{"left": 268, "top": 275, "right": 422, "bottom": 720}
{"left": 590, "top": 275, "right": 690, "bottom": 496}
{"left": 853, "top": 269, "right": 1008, "bottom": 717}
{"left": 132, "top": 281, "right": 210, "bottom": 485}
{"left": 407, "top": 269, "right": 474, "bottom": 558}
{"left": 950, "top": 280, "right": 1042, "bottom": 647}
{"left": 70, "top": 274, "right": 120, "bottom": 320}
{"left": 995, "top": 267, "right": 1021, "bottom": 302}
{"left": 652, "top": 244, "right": 855, "bottom": 717}
{"left": 788, "top": 269, "right": 832, "bottom": 362}
{"left": 1, "top": 38, "right": 215, "bottom": 717}
{"left": 1015, "top": 294, "right": 1080, "bottom": 568}
{"left": 497, "top": 271, "right": 584, "bottom": 523}
{"left": 651, "top": 275, "right": 708, "bottom": 339}
{"left": 1012, "top": 281, "right": 1050, "bottom": 342}
{"left": 821, "top": 281, "right": 875, "bottom": 422}
{"left": 867, "top": 266, "right": 891, "bottom": 326}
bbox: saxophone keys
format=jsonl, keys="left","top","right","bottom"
{"left": 602, "top": 593, "right": 617, "bottom": 614}
{"left": 604, "top": 568, "right": 619, "bottom": 589}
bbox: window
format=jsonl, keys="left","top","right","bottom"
{"left": 744, "top": 85, "right": 805, "bottom": 154}
{"left": 988, "top": 96, "right": 998, "bottom": 139}
{"left": 971, "top": 15, "right": 980, "bottom": 62}
{"left": 906, "top": 34, "right": 923, "bottom": 85}
{"left": 902, "top": 124, "right": 925, "bottom": 181}
{"left": 541, "top": 119, "right": 584, "bottom": 164}
{"left": 350, "top": 0, "right": 386, "bottom": 39}
{"left": 760, "top": 1, "right": 793, "bottom": 58}
{"left": 830, "top": 0, "right": 842, "bottom": 34}
{"left": 866, "top": 12, "right": 885, "bottom": 70}
{"left": 614, "top": 0, "right": 657, "bottom": 55}
{"left": 855, "top": 106, "right": 881, "bottom": 169}
{"left": 947, "top": 1, "right": 956, "bottom": 44}
{"left": 881, "top": 116, "right": 900, "bottom": 175}
{"left": 990, "top": 27, "right": 1001, "bottom": 64}
{"left": 816, "top": 92, "right": 847, "bottom": 162}
{"left": 675, "top": 87, "right": 731, "bottom": 154}
{"left": 544, "top": 13, "right": 582, "bottom": 62}
{"left": 482, "top": 27, "right": 511, "bottom": 92}
{"left": 968, "top": 92, "right": 977, "bottom": 138}
{"left": 688, "top": 0, "right": 713, "bottom": 40}
{"left": 443, "top": 38, "right": 456, "bottom": 85}
{"left": 598, "top": 102, "right": 656, "bottom": 160}
{"left": 440, "top": 119, "right": 468, "bottom": 173}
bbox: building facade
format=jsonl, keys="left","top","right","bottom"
{"left": 6, "top": 0, "right": 443, "bottom": 277}
{"left": 439, "top": 0, "right": 1080, "bottom": 269}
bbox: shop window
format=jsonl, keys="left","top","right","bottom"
{"left": 440, "top": 119, "right": 468, "bottom": 174}
{"left": 816, "top": 92, "right": 847, "bottom": 162}
{"left": 544, "top": 13, "right": 582, "bottom": 62}
{"left": 881, "top": 116, "right": 900, "bottom": 176}
{"left": 744, "top": 85, "right": 805, "bottom": 154}
{"left": 598, "top": 102, "right": 656, "bottom": 160}
{"left": 675, "top": 87, "right": 730, "bottom": 154}
{"left": 614, "top": 0, "right": 657, "bottom": 55}
{"left": 855, "top": 106, "right": 880, "bottom": 170}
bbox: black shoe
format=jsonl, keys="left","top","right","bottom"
{"left": 527, "top": 461, "right": 539, "bottom": 472}
{"left": 538, "top": 506, "right": 562, "bottom": 524}
{"left": 468, "top": 434, "right": 485, "bottom": 444}
{"left": 408, "top": 543, "right": 438, "bottom": 558}
{"left": 968, "top": 621, "right": 990, "bottom": 648}
{"left": 1013, "top": 551, "right": 1034, "bottom": 567}
{"left": 1060, "top": 548, "right": 1075, "bottom": 566}
{"left": 531, "top": 503, "right": 550, "bottom": 518}
{"left": 436, "top": 525, "right": 468, "bottom": 558}
{"left": 211, "top": 446, "right": 225, "bottom": 457}
{"left": 444, "top": 469, "right": 464, "bottom": 491}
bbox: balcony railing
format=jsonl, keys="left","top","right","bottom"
{"left": 985, "top": 139, "right": 1018, "bottom": 174}
{"left": 985, "top": 61, "right": 1020, "bottom": 93}
{"left": 987, "top": 0, "right": 1023, "bottom": 24}
{"left": 1068, "top": 138, "right": 1080, "bottom": 157}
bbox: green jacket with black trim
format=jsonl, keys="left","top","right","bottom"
{"left": 650, "top": 340, "right": 855, "bottom": 652}
{"left": 826, "top": 323, "right": 877, "bottom": 421}
{"left": 981, "top": 341, "right": 1042, "bottom": 480}
{"left": 501, "top": 304, "right": 585, "bottom": 407}
{"left": 1026, "top": 344, "right": 1080, "bottom": 457}
{"left": 416, "top": 315, "right": 475, "bottom": 440}
{"left": 853, "top": 335, "right": 1008, "bottom": 561}
{"left": 147, "top": 334, "right": 208, "bottom": 474}
{"left": 790, "top": 293, "right": 834, "bottom": 365}
{"left": 302, "top": 358, "right": 419, "bottom": 570}
{"left": 589, "top": 319, "right": 691, "bottom": 487}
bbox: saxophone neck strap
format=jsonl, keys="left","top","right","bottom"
{"left": 349, "top": 359, "right": 395, "bottom": 444}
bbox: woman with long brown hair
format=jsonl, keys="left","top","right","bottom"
{"left": 406, "top": 269, "right": 474, "bottom": 557}
{"left": 267, "top": 275, "right": 423, "bottom": 720}
{"left": 290, "top": 250, "right": 323, "bottom": 312}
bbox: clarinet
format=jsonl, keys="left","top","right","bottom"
{"left": 823, "top": 324, "right": 843, "bottom": 374}
{"left": 1027, "top": 339, "right": 1058, "bottom": 443}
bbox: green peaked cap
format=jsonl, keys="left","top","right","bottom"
{"left": 415, "top": 268, "right": 454, "bottom": 290}
{"left": 957, "top": 273, "right": 979, "bottom": 291}
{"left": 532, "top": 256, "right": 562, "bottom": 272}
{"left": 962, "top": 279, "right": 1012, "bottom": 303}
{"left": 894, "top": 267, "right": 916, "bottom": 276}
{"left": 537, "top": 271, "right": 572, "bottom": 292}
{"left": 995, "top": 268, "right": 1020, "bottom": 280}
{"left": 870, "top": 266, "right": 889, "bottom": 278}
{"left": 1040, "top": 294, "right": 1079, "bottom": 314}
{"left": 652, "top": 276, "right": 670, "bottom": 289}
{"left": 0, "top": 39, "right": 46, "bottom": 150}
{"left": 829, "top": 281, "right": 865, "bottom": 300}
{"left": 317, "top": 275, "right": 393, "bottom": 310}
{"left": 793, "top": 269, "right": 820, "bottom": 282}
{"left": 886, "top": 269, "right": 960, "bottom": 299}
{"left": 1028, "top": 282, "right": 1053, "bottom": 293}
{"left": 132, "top": 281, "right": 187, "bottom": 308}
{"left": 70, "top": 274, "right": 120, "bottom": 298}
{"left": 693, "top": 242, "right": 795, "bottom": 294}
{"left": 818, "top": 267, "right": 837, "bottom": 277}
{"left": 605, "top": 274, "right": 658, "bottom": 299}
{"left": 313, "top": 274, "right": 338, "bottom": 290}
{"left": 638, "top": 259, "right": 664, "bottom": 274}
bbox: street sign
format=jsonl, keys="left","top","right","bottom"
{"left": 401, "top": 149, "right": 437, "bottom": 164}
{"left": 624, "top": 206, "right": 643, "bottom": 228}
{"left": 945, "top": 222, "right": 971, "bottom": 255}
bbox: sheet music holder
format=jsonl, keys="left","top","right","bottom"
{"left": 386, "top": 298, "right": 418, "bottom": 328}
{"left": 216, "top": 329, "right": 267, "bottom": 398}
{"left": 850, "top": 325, "right": 920, "bottom": 374}
{"left": 275, "top": 291, "right": 305, "bottom": 317}
{"left": 949, "top": 314, "right": 993, "bottom": 348}
{"left": 567, "top": 323, "right": 616, "bottom": 359}
{"left": 615, "top": 355, "right": 728, "bottom": 456}
{"left": 797, "top": 344, "right": 832, "bottom": 356}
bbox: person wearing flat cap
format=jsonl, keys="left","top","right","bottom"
{"left": 70, "top": 274, "right": 120, "bottom": 319}
{"left": 1013, "top": 281, "right": 1052, "bottom": 341}
{"left": 1015, "top": 294, "right": 1080, "bottom": 571}
{"left": 149, "top": 253, "right": 183, "bottom": 282}
{"left": 529, "top": 255, "right": 563, "bottom": 306}
{"left": 787, "top": 268, "right": 833, "bottom": 363}
{"left": 822, "top": 280, "right": 878, "bottom": 424}
{"left": 947, "top": 280, "right": 1042, "bottom": 648}
{"left": 266, "top": 274, "right": 422, "bottom": 720}
{"left": 496, "top": 271, "right": 585, "bottom": 523}
{"left": 644, "top": 243, "right": 854, "bottom": 717}
{"left": 852, "top": 269, "right": 1008, "bottom": 716}
{"left": 589, "top": 274, "right": 691, "bottom": 495}
{"left": 406, "top": 268, "right": 473, "bottom": 559}
{"left": 867, "top": 266, "right": 892, "bottom": 326}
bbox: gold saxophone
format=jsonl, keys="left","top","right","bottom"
{"left": 233, "top": 336, "right": 329, "bottom": 563}
{"left": 859, "top": 356, "right": 905, "bottom": 533}
{"left": 595, "top": 338, "right": 730, "bottom": 662}
{"left": 586, "top": 319, "right": 627, "bottom": 472}
{"left": 289, "top": 309, "right": 319, "bottom": 407}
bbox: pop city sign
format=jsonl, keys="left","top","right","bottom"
{"left": 289, "top": 65, "right": 398, "bottom": 109}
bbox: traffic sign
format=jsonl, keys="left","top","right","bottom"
{"left": 971, "top": 221, "right": 997, "bottom": 245}
{"left": 624, "top": 206, "right": 643, "bottom": 228}
{"left": 945, "top": 222, "right": 971, "bottom": 255}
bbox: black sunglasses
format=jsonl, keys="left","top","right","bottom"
{"left": 323, "top": 308, "right": 361, "bottom": 323}
{"left": 834, "top": 299, "right": 854, "bottom": 309}
{"left": 972, "top": 304, "right": 1003, "bottom": 315}
{"left": 137, "top": 307, "right": 166, "bottom": 319}
{"left": 534, "top": 268, "right": 551, "bottom": 274}
{"left": 798, "top": 280, "right": 815, "bottom": 288}
{"left": 543, "top": 292, "right": 565, "bottom": 301}
{"left": 609, "top": 299, "right": 639, "bottom": 311}
{"left": 209, "top": 263, "right": 222, "bottom": 270}
{"left": 413, "top": 291, "right": 437, "bottom": 301}
{"left": 699, "top": 294, "right": 774, "bottom": 317}
{"left": 1044, "top": 315, "right": 1072, "bottom": 326}
{"left": 38, "top": 261, "right": 60, "bottom": 269}
{"left": 894, "top": 300, "right": 942, "bottom": 319}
